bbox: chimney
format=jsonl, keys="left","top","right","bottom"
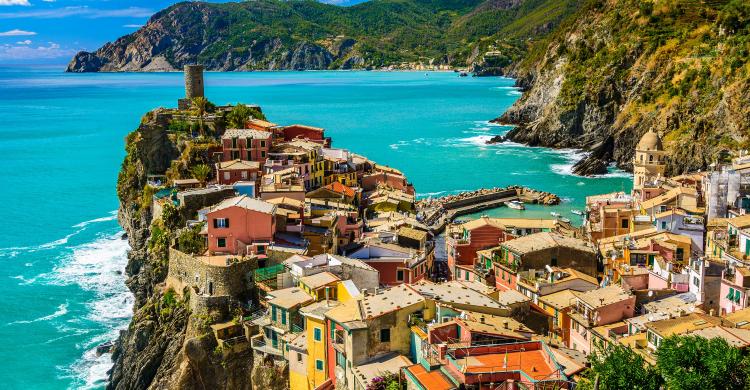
{"left": 503, "top": 320, "right": 509, "bottom": 329}
{"left": 480, "top": 316, "right": 485, "bottom": 324}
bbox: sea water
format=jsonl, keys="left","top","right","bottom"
{"left": 0, "top": 65, "right": 631, "bottom": 389}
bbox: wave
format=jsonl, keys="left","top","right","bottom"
{"left": 46, "top": 232, "right": 133, "bottom": 390}
{"left": 549, "top": 149, "right": 590, "bottom": 176}
{"left": 72, "top": 211, "right": 118, "bottom": 228}
{"left": 8, "top": 302, "right": 68, "bottom": 325}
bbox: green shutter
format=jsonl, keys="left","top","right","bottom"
{"left": 728, "top": 287, "right": 736, "bottom": 300}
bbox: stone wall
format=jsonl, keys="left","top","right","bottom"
{"left": 190, "top": 294, "right": 231, "bottom": 318}
{"left": 177, "top": 187, "right": 237, "bottom": 219}
{"left": 442, "top": 189, "right": 518, "bottom": 210}
{"left": 167, "top": 248, "right": 256, "bottom": 299}
{"left": 184, "top": 65, "right": 205, "bottom": 99}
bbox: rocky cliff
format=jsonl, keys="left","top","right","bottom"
{"left": 498, "top": 0, "right": 750, "bottom": 175}
{"left": 66, "top": 0, "right": 579, "bottom": 72}
{"left": 109, "top": 111, "right": 254, "bottom": 390}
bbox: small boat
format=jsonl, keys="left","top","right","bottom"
{"left": 550, "top": 212, "right": 561, "bottom": 218}
{"left": 459, "top": 72, "right": 468, "bottom": 77}
{"left": 560, "top": 217, "right": 571, "bottom": 223}
{"left": 505, "top": 200, "right": 525, "bottom": 210}
{"left": 571, "top": 210, "right": 584, "bottom": 216}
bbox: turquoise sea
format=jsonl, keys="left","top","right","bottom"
{"left": 0, "top": 65, "right": 631, "bottom": 389}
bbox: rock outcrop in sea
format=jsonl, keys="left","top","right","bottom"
{"left": 109, "top": 112, "right": 254, "bottom": 390}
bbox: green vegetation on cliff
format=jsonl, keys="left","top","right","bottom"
{"left": 504, "top": 0, "right": 750, "bottom": 174}
{"left": 67, "top": 0, "right": 580, "bottom": 72}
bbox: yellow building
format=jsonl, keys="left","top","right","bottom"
{"left": 632, "top": 129, "right": 666, "bottom": 198}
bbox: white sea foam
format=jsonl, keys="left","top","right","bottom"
{"left": 47, "top": 232, "right": 133, "bottom": 390}
{"left": 73, "top": 211, "right": 118, "bottom": 228}
{"left": 8, "top": 302, "right": 69, "bottom": 325}
{"left": 549, "top": 149, "right": 590, "bottom": 176}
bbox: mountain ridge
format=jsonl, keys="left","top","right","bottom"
{"left": 65, "top": 0, "right": 579, "bottom": 72}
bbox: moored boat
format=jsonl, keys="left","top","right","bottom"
{"left": 572, "top": 209, "right": 583, "bottom": 216}
{"left": 505, "top": 200, "right": 525, "bottom": 210}
{"left": 550, "top": 211, "right": 561, "bottom": 217}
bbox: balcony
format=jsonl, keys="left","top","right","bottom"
{"left": 250, "top": 334, "right": 283, "bottom": 357}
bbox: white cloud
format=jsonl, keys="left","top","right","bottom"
{"left": 0, "top": 29, "right": 36, "bottom": 36}
{"left": 0, "top": 41, "right": 78, "bottom": 60}
{"left": 0, "top": 6, "right": 154, "bottom": 19}
{"left": 16, "top": 39, "right": 31, "bottom": 44}
{"left": 123, "top": 24, "right": 143, "bottom": 28}
{"left": 0, "top": 0, "right": 31, "bottom": 6}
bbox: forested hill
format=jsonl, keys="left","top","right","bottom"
{"left": 500, "top": 0, "right": 750, "bottom": 175}
{"left": 65, "top": 0, "right": 581, "bottom": 72}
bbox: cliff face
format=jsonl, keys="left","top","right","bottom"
{"left": 498, "top": 0, "right": 750, "bottom": 175}
{"left": 109, "top": 112, "right": 254, "bottom": 390}
{"left": 66, "top": 0, "right": 579, "bottom": 72}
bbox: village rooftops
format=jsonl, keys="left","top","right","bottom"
{"left": 643, "top": 293, "right": 699, "bottom": 316}
{"left": 502, "top": 232, "right": 594, "bottom": 255}
{"left": 323, "top": 181, "right": 356, "bottom": 198}
{"left": 207, "top": 195, "right": 277, "bottom": 215}
{"left": 728, "top": 214, "right": 750, "bottom": 230}
{"left": 299, "top": 271, "right": 340, "bottom": 290}
{"left": 373, "top": 164, "right": 403, "bottom": 176}
{"left": 446, "top": 341, "right": 564, "bottom": 381}
{"left": 723, "top": 307, "right": 750, "bottom": 329}
{"left": 287, "top": 139, "right": 324, "bottom": 151}
{"left": 397, "top": 226, "right": 428, "bottom": 241}
{"left": 248, "top": 118, "right": 279, "bottom": 129}
{"left": 459, "top": 311, "right": 533, "bottom": 339}
{"left": 216, "top": 159, "right": 260, "bottom": 170}
{"left": 300, "top": 300, "right": 340, "bottom": 320}
{"left": 639, "top": 186, "right": 698, "bottom": 211}
{"left": 361, "top": 284, "right": 425, "bottom": 319}
{"left": 222, "top": 128, "right": 272, "bottom": 140}
{"left": 405, "top": 364, "right": 455, "bottom": 390}
{"left": 576, "top": 285, "right": 631, "bottom": 310}
{"left": 686, "top": 326, "right": 750, "bottom": 348}
{"left": 646, "top": 312, "right": 720, "bottom": 338}
{"left": 265, "top": 196, "right": 304, "bottom": 209}
{"left": 494, "top": 289, "right": 531, "bottom": 307}
{"left": 539, "top": 289, "right": 581, "bottom": 311}
{"left": 266, "top": 286, "right": 314, "bottom": 310}
{"left": 173, "top": 178, "right": 200, "bottom": 186}
{"left": 411, "top": 280, "right": 503, "bottom": 310}
{"left": 353, "top": 353, "right": 413, "bottom": 388}
{"left": 324, "top": 298, "right": 365, "bottom": 327}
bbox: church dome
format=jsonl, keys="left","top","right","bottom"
{"left": 637, "top": 130, "right": 662, "bottom": 151}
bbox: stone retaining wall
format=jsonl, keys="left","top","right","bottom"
{"left": 166, "top": 247, "right": 256, "bottom": 299}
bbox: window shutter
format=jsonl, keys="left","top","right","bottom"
{"left": 213, "top": 219, "right": 218, "bottom": 228}
{"left": 225, "top": 218, "right": 229, "bottom": 228}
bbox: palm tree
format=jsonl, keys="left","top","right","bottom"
{"left": 191, "top": 164, "right": 211, "bottom": 186}
{"left": 192, "top": 96, "right": 208, "bottom": 136}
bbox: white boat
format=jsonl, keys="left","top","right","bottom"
{"left": 550, "top": 211, "right": 561, "bottom": 217}
{"left": 505, "top": 200, "right": 525, "bottom": 210}
{"left": 572, "top": 210, "right": 584, "bottom": 216}
{"left": 560, "top": 217, "right": 571, "bottom": 223}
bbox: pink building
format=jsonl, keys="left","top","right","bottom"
{"left": 720, "top": 267, "right": 750, "bottom": 315}
{"left": 568, "top": 286, "right": 635, "bottom": 355}
{"left": 215, "top": 159, "right": 260, "bottom": 185}
{"left": 204, "top": 196, "right": 277, "bottom": 256}
{"left": 221, "top": 129, "right": 272, "bottom": 165}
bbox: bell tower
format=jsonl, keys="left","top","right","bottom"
{"left": 633, "top": 129, "right": 666, "bottom": 199}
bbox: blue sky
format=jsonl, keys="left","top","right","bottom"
{"left": 0, "top": 0, "right": 362, "bottom": 64}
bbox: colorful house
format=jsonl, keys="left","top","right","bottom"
{"left": 221, "top": 128, "right": 272, "bottom": 165}
{"left": 204, "top": 195, "right": 277, "bottom": 256}
{"left": 215, "top": 159, "right": 260, "bottom": 185}
{"left": 720, "top": 266, "right": 750, "bottom": 315}
{"left": 567, "top": 286, "right": 635, "bottom": 355}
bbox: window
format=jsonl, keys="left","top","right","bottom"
{"left": 232, "top": 137, "right": 238, "bottom": 148}
{"left": 260, "top": 140, "right": 266, "bottom": 148}
{"left": 315, "top": 359, "right": 324, "bottom": 371}
{"left": 224, "top": 172, "right": 230, "bottom": 180}
{"left": 217, "top": 237, "right": 226, "bottom": 248}
{"left": 297, "top": 352, "right": 302, "bottom": 363}
{"left": 465, "top": 271, "right": 469, "bottom": 281}
{"left": 241, "top": 171, "right": 248, "bottom": 179}
{"left": 257, "top": 245, "right": 266, "bottom": 254}
{"left": 621, "top": 219, "right": 629, "bottom": 229}
{"left": 281, "top": 308, "right": 287, "bottom": 325}
{"left": 247, "top": 151, "right": 252, "bottom": 160}
{"left": 551, "top": 257, "right": 558, "bottom": 267}
{"left": 380, "top": 328, "right": 390, "bottom": 342}
{"left": 396, "top": 270, "right": 404, "bottom": 282}
{"left": 336, "top": 351, "right": 346, "bottom": 368}
{"left": 213, "top": 218, "right": 229, "bottom": 228}
{"left": 261, "top": 151, "right": 266, "bottom": 158}
{"left": 693, "top": 276, "right": 700, "bottom": 288}
{"left": 661, "top": 221, "right": 667, "bottom": 229}
{"left": 272, "top": 305, "right": 277, "bottom": 322}
{"left": 314, "top": 327, "right": 322, "bottom": 342}
{"left": 649, "top": 154, "right": 653, "bottom": 163}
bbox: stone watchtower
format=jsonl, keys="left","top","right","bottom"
{"left": 178, "top": 65, "right": 205, "bottom": 109}
{"left": 633, "top": 129, "right": 667, "bottom": 198}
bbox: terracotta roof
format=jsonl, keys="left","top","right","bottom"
{"left": 397, "top": 226, "right": 428, "bottom": 241}
{"left": 410, "top": 280, "right": 503, "bottom": 310}
{"left": 324, "top": 181, "right": 355, "bottom": 198}
{"left": 222, "top": 128, "right": 272, "bottom": 139}
{"left": 265, "top": 196, "right": 304, "bottom": 208}
{"left": 405, "top": 364, "right": 455, "bottom": 390}
{"left": 723, "top": 307, "right": 750, "bottom": 328}
{"left": 728, "top": 214, "right": 750, "bottom": 230}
